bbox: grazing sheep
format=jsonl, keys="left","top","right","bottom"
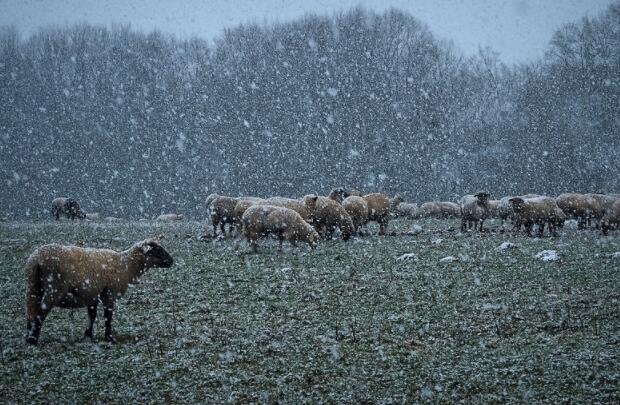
{"left": 342, "top": 196, "right": 369, "bottom": 234}
{"left": 509, "top": 196, "right": 564, "bottom": 237}
{"left": 264, "top": 195, "right": 318, "bottom": 223}
{"left": 232, "top": 198, "right": 266, "bottom": 230}
{"left": 601, "top": 199, "right": 620, "bottom": 234}
{"left": 84, "top": 213, "right": 100, "bottom": 221}
{"left": 156, "top": 213, "right": 184, "bottom": 221}
{"left": 51, "top": 197, "right": 86, "bottom": 220}
{"left": 417, "top": 201, "right": 460, "bottom": 218}
{"left": 209, "top": 196, "right": 261, "bottom": 237}
{"left": 556, "top": 193, "right": 602, "bottom": 229}
{"left": 241, "top": 205, "right": 319, "bottom": 252}
{"left": 394, "top": 202, "right": 418, "bottom": 219}
{"left": 205, "top": 193, "right": 220, "bottom": 208}
{"left": 313, "top": 197, "right": 355, "bottom": 240}
{"left": 363, "top": 193, "right": 391, "bottom": 235}
{"left": 460, "top": 192, "right": 491, "bottom": 232}
{"left": 486, "top": 200, "right": 500, "bottom": 218}
{"left": 24, "top": 239, "right": 173, "bottom": 345}
{"left": 389, "top": 195, "right": 404, "bottom": 210}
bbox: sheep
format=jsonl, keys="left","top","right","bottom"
{"left": 394, "top": 202, "right": 418, "bottom": 219}
{"left": 327, "top": 187, "right": 346, "bottom": 204}
{"left": 263, "top": 194, "right": 318, "bottom": 223}
{"left": 486, "top": 200, "right": 500, "bottom": 218}
{"left": 460, "top": 192, "right": 490, "bottom": 232}
{"left": 84, "top": 213, "right": 100, "bottom": 221}
{"left": 241, "top": 205, "right": 319, "bottom": 252}
{"left": 104, "top": 216, "right": 122, "bottom": 222}
{"left": 24, "top": 239, "right": 173, "bottom": 345}
{"left": 556, "top": 193, "right": 602, "bottom": 229}
{"left": 342, "top": 196, "right": 369, "bottom": 234}
{"left": 586, "top": 193, "right": 619, "bottom": 225}
{"left": 156, "top": 213, "right": 184, "bottom": 221}
{"left": 509, "top": 196, "right": 564, "bottom": 237}
{"left": 497, "top": 194, "right": 543, "bottom": 227}
{"left": 209, "top": 196, "right": 262, "bottom": 237}
{"left": 601, "top": 199, "right": 620, "bottom": 234}
{"left": 51, "top": 197, "right": 86, "bottom": 220}
{"left": 417, "top": 201, "right": 460, "bottom": 218}
{"left": 363, "top": 193, "right": 391, "bottom": 235}
{"left": 313, "top": 197, "right": 355, "bottom": 240}
{"left": 344, "top": 188, "right": 362, "bottom": 198}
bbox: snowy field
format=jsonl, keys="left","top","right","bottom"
{"left": 0, "top": 219, "right": 618, "bottom": 402}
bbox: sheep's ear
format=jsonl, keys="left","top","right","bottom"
{"left": 310, "top": 195, "right": 318, "bottom": 202}
{"left": 141, "top": 242, "right": 153, "bottom": 254}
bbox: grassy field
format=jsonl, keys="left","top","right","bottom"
{"left": 0, "top": 218, "right": 618, "bottom": 403}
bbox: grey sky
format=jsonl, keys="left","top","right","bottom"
{"left": 0, "top": 0, "right": 615, "bottom": 64}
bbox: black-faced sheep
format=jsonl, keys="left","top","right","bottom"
{"left": 51, "top": 197, "right": 86, "bottom": 220}
{"left": 460, "top": 192, "right": 490, "bottom": 232}
{"left": 509, "top": 196, "right": 564, "bottom": 237}
{"left": 241, "top": 205, "right": 319, "bottom": 252}
{"left": 313, "top": 197, "right": 354, "bottom": 240}
{"left": 24, "top": 239, "right": 173, "bottom": 345}
{"left": 327, "top": 187, "right": 346, "bottom": 204}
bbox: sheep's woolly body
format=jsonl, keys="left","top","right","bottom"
{"left": 263, "top": 195, "right": 318, "bottom": 222}
{"left": 394, "top": 202, "right": 418, "bottom": 219}
{"left": 556, "top": 193, "right": 602, "bottom": 228}
{"left": 418, "top": 201, "right": 460, "bottom": 218}
{"left": 241, "top": 205, "right": 319, "bottom": 251}
{"left": 602, "top": 199, "right": 620, "bottom": 234}
{"left": 509, "top": 196, "right": 564, "bottom": 236}
{"left": 209, "top": 196, "right": 262, "bottom": 236}
{"left": 313, "top": 197, "right": 354, "bottom": 240}
{"left": 460, "top": 193, "right": 490, "bottom": 232}
{"left": 362, "top": 193, "right": 390, "bottom": 235}
{"left": 342, "top": 196, "right": 369, "bottom": 233}
{"left": 24, "top": 239, "right": 173, "bottom": 344}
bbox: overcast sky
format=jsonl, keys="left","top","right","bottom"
{"left": 0, "top": 0, "right": 615, "bottom": 64}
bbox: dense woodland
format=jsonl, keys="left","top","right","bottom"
{"left": 1, "top": 5, "right": 618, "bottom": 218}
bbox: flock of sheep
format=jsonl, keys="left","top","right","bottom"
{"left": 23, "top": 189, "right": 620, "bottom": 345}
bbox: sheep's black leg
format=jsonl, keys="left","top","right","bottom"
{"left": 101, "top": 291, "right": 116, "bottom": 343}
{"left": 212, "top": 221, "right": 218, "bottom": 237}
{"left": 84, "top": 302, "right": 98, "bottom": 341}
{"left": 460, "top": 219, "right": 466, "bottom": 232}
{"left": 220, "top": 222, "right": 226, "bottom": 237}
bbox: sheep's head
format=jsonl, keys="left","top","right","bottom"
{"left": 303, "top": 194, "right": 319, "bottom": 209}
{"left": 328, "top": 187, "right": 346, "bottom": 203}
{"left": 474, "top": 191, "right": 490, "bottom": 206}
{"left": 508, "top": 197, "right": 526, "bottom": 212}
{"left": 391, "top": 194, "right": 403, "bottom": 208}
{"left": 139, "top": 239, "right": 174, "bottom": 268}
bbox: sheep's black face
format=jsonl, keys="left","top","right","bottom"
{"left": 475, "top": 192, "right": 490, "bottom": 206}
{"left": 142, "top": 241, "right": 174, "bottom": 268}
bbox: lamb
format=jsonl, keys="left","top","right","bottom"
{"left": 156, "top": 213, "right": 184, "bottom": 221}
{"left": 263, "top": 195, "right": 318, "bottom": 223}
{"left": 363, "top": 193, "right": 391, "bottom": 235}
{"left": 51, "top": 197, "right": 86, "bottom": 220}
{"left": 313, "top": 197, "right": 355, "bottom": 240}
{"left": 601, "top": 199, "right": 620, "bottom": 235}
{"left": 342, "top": 196, "right": 369, "bottom": 234}
{"left": 509, "top": 196, "right": 564, "bottom": 236}
{"left": 24, "top": 239, "right": 173, "bottom": 345}
{"left": 417, "top": 201, "right": 460, "bottom": 218}
{"left": 241, "top": 205, "right": 319, "bottom": 252}
{"left": 460, "top": 192, "right": 491, "bottom": 232}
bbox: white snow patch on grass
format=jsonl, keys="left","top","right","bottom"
{"left": 439, "top": 256, "right": 457, "bottom": 263}
{"left": 396, "top": 253, "right": 417, "bottom": 261}
{"left": 535, "top": 250, "right": 559, "bottom": 262}
{"left": 496, "top": 241, "right": 517, "bottom": 251}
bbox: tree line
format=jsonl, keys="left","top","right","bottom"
{"left": 0, "top": 5, "right": 618, "bottom": 218}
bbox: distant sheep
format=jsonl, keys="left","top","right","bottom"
{"left": 342, "top": 196, "right": 369, "bottom": 234}
{"left": 394, "top": 202, "right": 418, "bottom": 219}
{"left": 327, "top": 187, "right": 346, "bottom": 204}
{"left": 241, "top": 205, "right": 319, "bottom": 252}
{"left": 24, "top": 239, "right": 173, "bottom": 345}
{"left": 313, "top": 197, "right": 354, "bottom": 240}
{"left": 556, "top": 193, "right": 602, "bottom": 229}
{"left": 601, "top": 199, "right": 620, "bottom": 235}
{"left": 509, "top": 196, "right": 564, "bottom": 236}
{"left": 51, "top": 197, "right": 86, "bottom": 220}
{"left": 84, "top": 213, "right": 100, "bottom": 221}
{"left": 156, "top": 213, "right": 184, "bottom": 221}
{"left": 417, "top": 201, "right": 460, "bottom": 218}
{"left": 460, "top": 192, "right": 491, "bottom": 232}
{"left": 363, "top": 193, "right": 391, "bottom": 235}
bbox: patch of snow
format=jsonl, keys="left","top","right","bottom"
{"left": 397, "top": 253, "right": 417, "bottom": 261}
{"left": 479, "top": 303, "right": 507, "bottom": 311}
{"left": 610, "top": 252, "right": 620, "bottom": 259}
{"left": 535, "top": 250, "right": 559, "bottom": 262}
{"left": 406, "top": 224, "right": 423, "bottom": 235}
{"left": 496, "top": 241, "right": 517, "bottom": 251}
{"left": 431, "top": 238, "right": 443, "bottom": 245}
{"left": 565, "top": 219, "right": 579, "bottom": 229}
{"left": 439, "top": 256, "right": 457, "bottom": 263}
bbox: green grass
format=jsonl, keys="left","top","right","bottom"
{"left": 0, "top": 219, "right": 618, "bottom": 403}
